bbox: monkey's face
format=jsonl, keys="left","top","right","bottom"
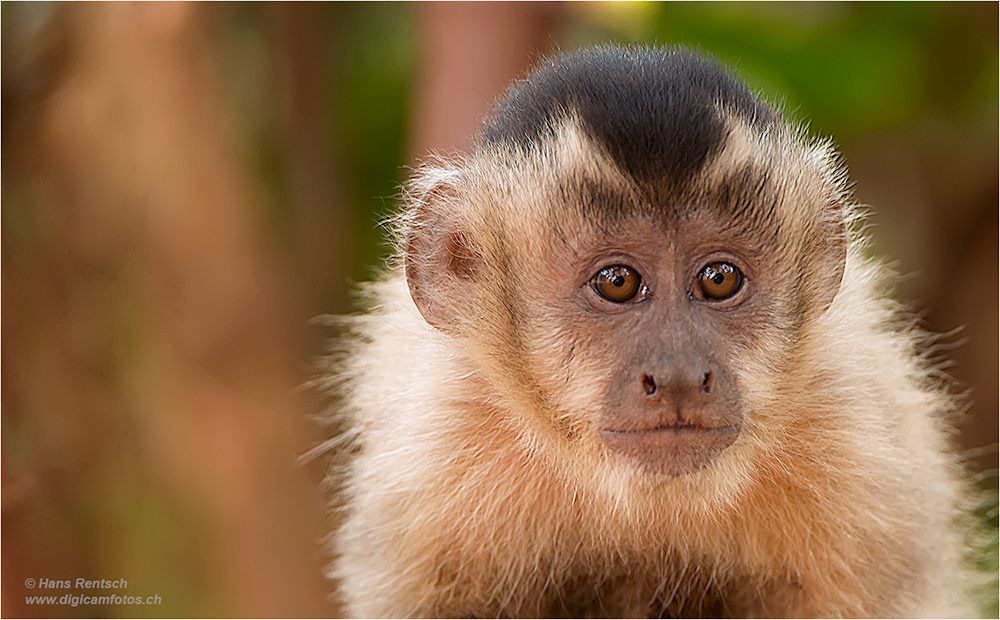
{"left": 405, "top": 110, "right": 845, "bottom": 497}
{"left": 552, "top": 217, "right": 751, "bottom": 477}
{"left": 511, "top": 201, "right": 795, "bottom": 480}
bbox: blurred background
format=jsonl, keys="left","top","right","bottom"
{"left": 2, "top": 2, "right": 996, "bottom": 617}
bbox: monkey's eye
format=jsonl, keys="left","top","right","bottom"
{"left": 591, "top": 265, "right": 642, "bottom": 303}
{"left": 695, "top": 262, "right": 744, "bottom": 301}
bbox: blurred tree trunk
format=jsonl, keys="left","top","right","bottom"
{"left": 2, "top": 3, "right": 334, "bottom": 616}
{"left": 271, "top": 2, "right": 352, "bottom": 324}
{"left": 410, "top": 1, "right": 562, "bottom": 156}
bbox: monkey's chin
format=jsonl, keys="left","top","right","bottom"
{"left": 598, "top": 425, "right": 741, "bottom": 477}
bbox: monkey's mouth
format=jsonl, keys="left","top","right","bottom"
{"left": 598, "top": 423, "right": 741, "bottom": 477}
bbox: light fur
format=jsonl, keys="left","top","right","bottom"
{"left": 321, "top": 74, "right": 973, "bottom": 619}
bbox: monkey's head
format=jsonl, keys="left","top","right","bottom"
{"left": 404, "top": 46, "right": 848, "bottom": 501}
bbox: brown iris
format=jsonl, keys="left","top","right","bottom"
{"left": 696, "top": 262, "right": 743, "bottom": 300}
{"left": 592, "top": 265, "right": 642, "bottom": 303}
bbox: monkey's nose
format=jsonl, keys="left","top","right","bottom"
{"left": 700, "top": 371, "right": 714, "bottom": 395}
{"left": 641, "top": 370, "right": 714, "bottom": 399}
{"left": 641, "top": 373, "right": 657, "bottom": 396}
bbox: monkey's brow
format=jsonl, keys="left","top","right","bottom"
{"left": 552, "top": 173, "right": 779, "bottom": 237}
{"left": 693, "top": 164, "right": 782, "bottom": 228}
{"left": 554, "top": 175, "right": 639, "bottom": 223}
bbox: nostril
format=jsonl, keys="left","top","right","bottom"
{"left": 701, "top": 371, "right": 713, "bottom": 395}
{"left": 642, "top": 374, "right": 657, "bottom": 396}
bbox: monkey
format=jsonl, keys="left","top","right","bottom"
{"left": 319, "top": 45, "right": 974, "bottom": 618}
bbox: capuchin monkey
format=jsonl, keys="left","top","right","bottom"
{"left": 321, "top": 45, "right": 973, "bottom": 617}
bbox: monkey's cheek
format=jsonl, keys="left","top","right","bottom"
{"left": 598, "top": 426, "right": 741, "bottom": 477}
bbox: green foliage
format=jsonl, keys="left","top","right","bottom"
{"left": 571, "top": 2, "right": 998, "bottom": 138}
{"left": 973, "top": 473, "right": 999, "bottom": 618}
{"left": 326, "top": 2, "right": 416, "bottom": 278}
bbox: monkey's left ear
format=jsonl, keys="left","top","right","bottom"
{"left": 404, "top": 182, "right": 483, "bottom": 334}
{"left": 811, "top": 196, "right": 847, "bottom": 313}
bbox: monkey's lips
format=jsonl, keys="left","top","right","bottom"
{"left": 598, "top": 423, "right": 740, "bottom": 477}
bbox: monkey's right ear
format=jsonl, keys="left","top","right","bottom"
{"left": 404, "top": 183, "right": 482, "bottom": 333}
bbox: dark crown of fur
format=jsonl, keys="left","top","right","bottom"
{"left": 479, "top": 45, "right": 779, "bottom": 188}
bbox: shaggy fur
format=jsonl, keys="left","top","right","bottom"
{"left": 320, "top": 46, "right": 973, "bottom": 618}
